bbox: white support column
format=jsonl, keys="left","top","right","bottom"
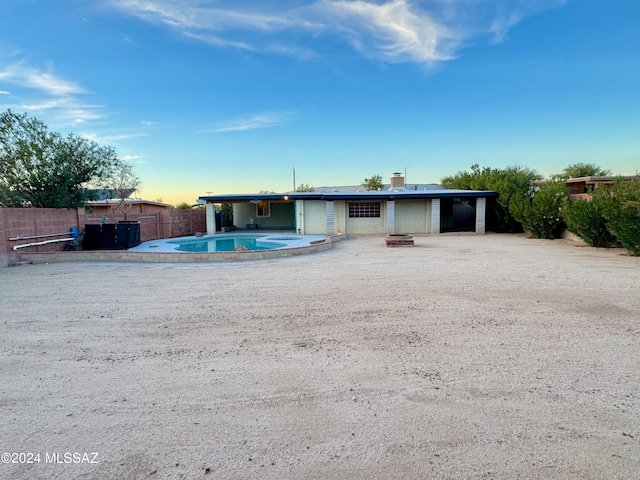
{"left": 475, "top": 197, "right": 487, "bottom": 234}
{"left": 431, "top": 198, "right": 441, "bottom": 235}
{"left": 386, "top": 200, "right": 395, "bottom": 234}
{"left": 326, "top": 201, "right": 334, "bottom": 235}
{"left": 205, "top": 203, "right": 216, "bottom": 234}
{"left": 296, "top": 200, "right": 304, "bottom": 234}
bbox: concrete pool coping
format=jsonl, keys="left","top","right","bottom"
{"left": 17, "top": 234, "right": 344, "bottom": 264}
{"left": 130, "top": 232, "right": 329, "bottom": 253}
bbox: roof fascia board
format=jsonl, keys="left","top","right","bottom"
{"left": 198, "top": 190, "right": 497, "bottom": 203}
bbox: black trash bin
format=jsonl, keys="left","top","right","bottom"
{"left": 117, "top": 221, "right": 141, "bottom": 249}
{"left": 83, "top": 222, "right": 140, "bottom": 250}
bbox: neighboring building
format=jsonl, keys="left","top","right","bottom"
{"left": 86, "top": 198, "right": 173, "bottom": 216}
{"left": 198, "top": 174, "right": 497, "bottom": 236}
{"left": 565, "top": 175, "right": 636, "bottom": 195}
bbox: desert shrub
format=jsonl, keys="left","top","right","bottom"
{"left": 592, "top": 176, "right": 640, "bottom": 256}
{"left": 561, "top": 198, "right": 617, "bottom": 247}
{"left": 512, "top": 181, "right": 568, "bottom": 239}
{"left": 606, "top": 206, "right": 640, "bottom": 255}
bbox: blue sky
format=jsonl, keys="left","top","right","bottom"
{"left": 1, "top": 0, "right": 638, "bottom": 205}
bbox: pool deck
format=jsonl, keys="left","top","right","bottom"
{"left": 17, "top": 233, "right": 344, "bottom": 264}
{"left": 129, "top": 232, "right": 328, "bottom": 253}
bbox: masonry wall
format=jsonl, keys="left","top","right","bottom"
{"left": 334, "top": 201, "right": 347, "bottom": 234}
{"left": 1, "top": 207, "right": 206, "bottom": 267}
{"left": 395, "top": 200, "right": 430, "bottom": 234}
{"left": 1, "top": 208, "right": 85, "bottom": 267}
{"left": 169, "top": 209, "right": 207, "bottom": 237}
{"left": 301, "top": 201, "right": 327, "bottom": 234}
{"left": 345, "top": 201, "right": 386, "bottom": 234}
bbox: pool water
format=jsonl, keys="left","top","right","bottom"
{"left": 172, "top": 236, "right": 283, "bottom": 252}
{"left": 128, "top": 233, "right": 327, "bottom": 253}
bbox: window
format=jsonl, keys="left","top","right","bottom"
{"left": 256, "top": 201, "right": 270, "bottom": 217}
{"left": 349, "top": 202, "right": 380, "bottom": 218}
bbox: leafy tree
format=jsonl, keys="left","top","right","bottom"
{"left": 108, "top": 159, "right": 141, "bottom": 219}
{"left": 362, "top": 174, "right": 383, "bottom": 191}
{"left": 296, "top": 183, "right": 314, "bottom": 192}
{"left": 442, "top": 164, "right": 541, "bottom": 232}
{"left": 554, "top": 163, "right": 611, "bottom": 180}
{"left": 0, "top": 109, "right": 118, "bottom": 208}
{"left": 511, "top": 181, "right": 568, "bottom": 239}
{"left": 175, "top": 202, "right": 192, "bottom": 210}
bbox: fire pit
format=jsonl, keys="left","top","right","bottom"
{"left": 385, "top": 234, "right": 414, "bottom": 247}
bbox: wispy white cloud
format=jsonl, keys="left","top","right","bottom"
{"left": 0, "top": 62, "right": 86, "bottom": 96}
{"left": 108, "top": 0, "right": 566, "bottom": 64}
{"left": 0, "top": 61, "right": 103, "bottom": 126}
{"left": 0, "top": 90, "right": 10, "bottom": 95}
{"left": 207, "top": 111, "right": 297, "bottom": 133}
{"left": 121, "top": 154, "right": 147, "bottom": 164}
{"left": 83, "top": 132, "right": 150, "bottom": 143}
{"left": 315, "top": 0, "right": 457, "bottom": 63}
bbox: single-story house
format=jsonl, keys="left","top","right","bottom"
{"left": 198, "top": 175, "right": 497, "bottom": 236}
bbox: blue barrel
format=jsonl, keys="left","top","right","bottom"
{"left": 70, "top": 226, "right": 79, "bottom": 238}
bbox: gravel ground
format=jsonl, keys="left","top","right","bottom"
{"left": 1, "top": 233, "right": 639, "bottom": 480}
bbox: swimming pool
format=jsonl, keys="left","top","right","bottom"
{"left": 129, "top": 233, "right": 327, "bottom": 253}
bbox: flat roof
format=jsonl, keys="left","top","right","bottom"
{"left": 87, "top": 198, "right": 173, "bottom": 208}
{"left": 565, "top": 175, "right": 636, "bottom": 184}
{"left": 198, "top": 188, "right": 497, "bottom": 203}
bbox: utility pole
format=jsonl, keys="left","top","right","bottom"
{"left": 292, "top": 166, "right": 296, "bottom": 192}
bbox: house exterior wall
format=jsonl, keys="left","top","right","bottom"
{"left": 233, "top": 202, "right": 294, "bottom": 229}
{"left": 203, "top": 194, "right": 491, "bottom": 237}
{"left": 345, "top": 201, "right": 386, "bottom": 234}
{"left": 233, "top": 203, "right": 254, "bottom": 227}
{"left": 300, "top": 200, "right": 327, "bottom": 234}
{"left": 334, "top": 201, "right": 347, "bottom": 233}
{"left": 259, "top": 202, "right": 294, "bottom": 229}
{"left": 395, "top": 200, "right": 431, "bottom": 234}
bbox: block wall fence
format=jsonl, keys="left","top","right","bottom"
{"left": 1, "top": 207, "right": 206, "bottom": 267}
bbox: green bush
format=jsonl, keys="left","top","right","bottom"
{"left": 592, "top": 176, "right": 640, "bottom": 256}
{"left": 512, "top": 182, "right": 568, "bottom": 239}
{"left": 561, "top": 198, "right": 617, "bottom": 247}
{"left": 220, "top": 203, "right": 234, "bottom": 227}
{"left": 606, "top": 205, "right": 640, "bottom": 256}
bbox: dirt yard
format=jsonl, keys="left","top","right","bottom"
{"left": 1, "top": 234, "right": 639, "bottom": 479}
